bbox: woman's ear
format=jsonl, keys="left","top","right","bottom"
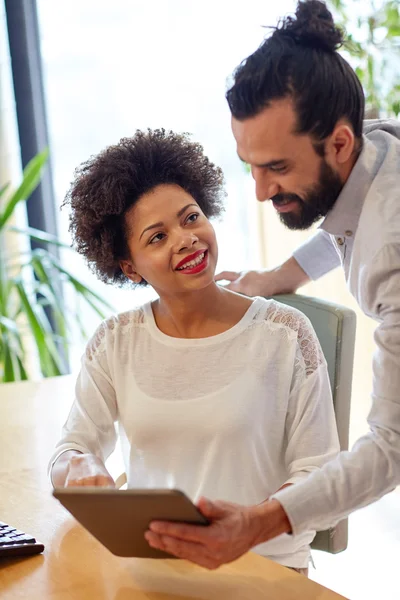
{"left": 119, "top": 260, "right": 142, "bottom": 284}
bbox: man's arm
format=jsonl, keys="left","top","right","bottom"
{"left": 215, "top": 256, "right": 310, "bottom": 297}
{"left": 271, "top": 243, "right": 400, "bottom": 535}
{"left": 215, "top": 230, "right": 340, "bottom": 297}
{"left": 293, "top": 230, "right": 341, "bottom": 281}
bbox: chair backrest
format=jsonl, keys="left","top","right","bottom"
{"left": 272, "top": 293, "right": 356, "bottom": 554}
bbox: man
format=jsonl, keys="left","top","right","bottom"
{"left": 145, "top": 0, "right": 400, "bottom": 569}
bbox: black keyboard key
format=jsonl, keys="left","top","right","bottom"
{"left": 0, "top": 537, "right": 17, "bottom": 545}
{"left": 11, "top": 534, "right": 36, "bottom": 543}
{"left": 9, "top": 530, "right": 26, "bottom": 537}
{"left": 1, "top": 526, "right": 17, "bottom": 535}
{"left": 0, "top": 521, "right": 44, "bottom": 557}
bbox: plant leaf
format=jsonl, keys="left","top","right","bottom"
{"left": 46, "top": 253, "right": 115, "bottom": 312}
{"left": 0, "top": 149, "right": 49, "bottom": 230}
{"left": 13, "top": 278, "right": 65, "bottom": 377}
{"left": 1, "top": 334, "right": 28, "bottom": 382}
{"left": 30, "top": 253, "right": 69, "bottom": 349}
{"left": 3, "top": 342, "right": 16, "bottom": 382}
{"left": 0, "top": 182, "right": 10, "bottom": 201}
{"left": 0, "top": 315, "right": 20, "bottom": 336}
{"left": 7, "top": 225, "right": 71, "bottom": 249}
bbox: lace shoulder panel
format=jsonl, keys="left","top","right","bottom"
{"left": 85, "top": 306, "right": 145, "bottom": 361}
{"left": 263, "top": 299, "right": 325, "bottom": 376}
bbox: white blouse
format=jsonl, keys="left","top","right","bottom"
{"left": 49, "top": 297, "right": 339, "bottom": 568}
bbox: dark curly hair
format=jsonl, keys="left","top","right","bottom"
{"left": 63, "top": 129, "right": 225, "bottom": 286}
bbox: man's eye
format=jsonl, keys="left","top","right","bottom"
{"left": 149, "top": 233, "right": 165, "bottom": 244}
{"left": 270, "top": 166, "right": 288, "bottom": 174}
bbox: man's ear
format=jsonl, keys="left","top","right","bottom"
{"left": 119, "top": 259, "right": 142, "bottom": 284}
{"left": 327, "top": 122, "right": 356, "bottom": 166}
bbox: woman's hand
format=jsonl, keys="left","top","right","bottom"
{"left": 65, "top": 453, "right": 115, "bottom": 488}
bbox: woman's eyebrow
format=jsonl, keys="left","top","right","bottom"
{"left": 139, "top": 203, "right": 198, "bottom": 240}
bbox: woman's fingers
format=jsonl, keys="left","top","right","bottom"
{"left": 65, "top": 453, "right": 115, "bottom": 487}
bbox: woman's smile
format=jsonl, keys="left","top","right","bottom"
{"left": 175, "top": 249, "right": 209, "bottom": 274}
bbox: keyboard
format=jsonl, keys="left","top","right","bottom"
{"left": 0, "top": 521, "right": 44, "bottom": 558}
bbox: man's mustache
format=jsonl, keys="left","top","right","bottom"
{"left": 270, "top": 193, "right": 303, "bottom": 206}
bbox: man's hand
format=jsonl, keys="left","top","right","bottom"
{"left": 145, "top": 497, "right": 291, "bottom": 570}
{"left": 215, "top": 258, "right": 310, "bottom": 298}
{"left": 215, "top": 270, "right": 271, "bottom": 297}
{"left": 65, "top": 453, "right": 115, "bottom": 488}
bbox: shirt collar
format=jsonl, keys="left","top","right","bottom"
{"left": 319, "top": 136, "right": 378, "bottom": 236}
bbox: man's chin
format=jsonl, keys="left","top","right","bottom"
{"left": 279, "top": 211, "right": 320, "bottom": 231}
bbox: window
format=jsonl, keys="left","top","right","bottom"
{"left": 37, "top": 0, "right": 295, "bottom": 368}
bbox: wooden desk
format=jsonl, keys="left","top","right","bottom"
{"left": 0, "top": 376, "right": 347, "bottom": 599}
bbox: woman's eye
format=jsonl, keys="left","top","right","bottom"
{"left": 186, "top": 213, "right": 199, "bottom": 223}
{"left": 149, "top": 232, "right": 165, "bottom": 244}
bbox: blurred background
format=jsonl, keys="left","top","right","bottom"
{"left": 1, "top": 0, "right": 399, "bottom": 378}
{"left": 1, "top": 2, "right": 399, "bottom": 597}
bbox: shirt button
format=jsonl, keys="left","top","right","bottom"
{"left": 336, "top": 237, "right": 344, "bottom": 246}
{"left": 345, "top": 230, "right": 353, "bottom": 237}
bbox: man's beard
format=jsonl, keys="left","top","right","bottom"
{"left": 271, "top": 160, "right": 344, "bottom": 230}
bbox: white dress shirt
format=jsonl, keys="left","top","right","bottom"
{"left": 272, "top": 120, "right": 400, "bottom": 535}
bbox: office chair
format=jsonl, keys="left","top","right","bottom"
{"left": 272, "top": 293, "right": 356, "bottom": 553}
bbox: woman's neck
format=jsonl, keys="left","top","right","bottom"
{"left": 152, "top": 283, "right": 252, "bottom": 339}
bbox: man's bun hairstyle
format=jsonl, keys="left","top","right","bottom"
{"left": 276, "top": 0, "right": 344, "bottom": 52}
{"left": 227, "top": 0, "right": 364, "bottom": 144}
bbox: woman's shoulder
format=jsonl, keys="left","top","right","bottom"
{"left": 107, "top": 304, "right": 147, "bottom": 330}
{"left": 85, "top": 304, "right": 148, "bottom": 361}
{"left": 254, "top": 297, "right": 314, "bottom": 337}
{"left": 254, "top": 297, "right": 325, "bottom": 376}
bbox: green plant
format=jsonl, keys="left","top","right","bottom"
{"left": 0, "top": 150, "right": 114, "bottom": 382}
{"left": 329, "top": 0, "right": 400, "bottom": 117}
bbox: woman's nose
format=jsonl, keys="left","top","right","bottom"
{"left": 174, "top": 232, "right": 199, "bottom": 253}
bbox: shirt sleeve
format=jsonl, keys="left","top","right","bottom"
{"left": 271, "top": 243, "right": 400, "bottom": 535}
{"left": 282, "top": 320, "right": 340, "bottom": 487}
{"left": 293, "top": 230, "right": 341, "bottom": 280}
{"left": 48, "top": 323, "right": 118, "bottom": 477}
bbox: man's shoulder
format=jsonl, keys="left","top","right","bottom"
{"left": 363, "top": 118, "right": 400, "bottom": 141}
{"left": 359, "top": 173, "right": 399, "bottom": 247}
{"left": 357, "top": 124, "right": 400, "bottom": 251}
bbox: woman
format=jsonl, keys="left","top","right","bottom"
{"left": 49, "top": 129, "right": 339, "bottom": 574}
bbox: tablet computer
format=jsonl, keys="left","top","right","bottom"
{"left": 53, "top": 488, "right": 209, "bottom": 558}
